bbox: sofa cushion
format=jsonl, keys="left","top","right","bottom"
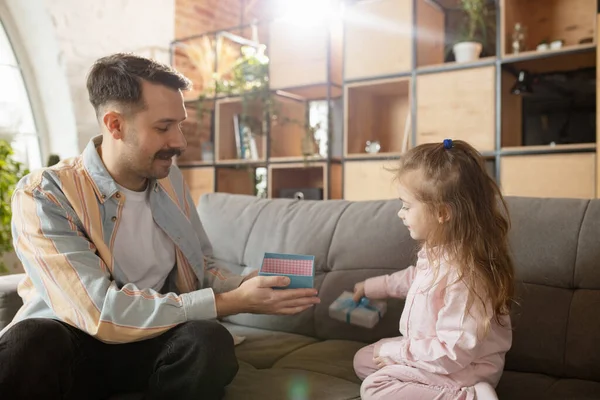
{"left": 223, "top": 322, "right": 319, "bottom": 369}
{"left": 224, "top": 360, "right": 361, "bottom": 400}
{"left": 0, "top": 273, "right": 24, "bottom": 331}
{"left": 496, "top": 370, "right": 600, "bottom": 400}
{"left": 226, "top": 323, "right": 600, "bottom": 400}
{"left": 273, "top": 340, "right": 365, "bottom": 384}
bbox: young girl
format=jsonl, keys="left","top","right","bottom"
{"left": 353, "top": 139, "right": 515, "bottom": 400}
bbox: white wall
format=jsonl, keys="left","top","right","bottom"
{"left": 2, "top": 0, "right": 79, "bottom": 161}
{"left": 0, "top": 0, "right": 175, "bottom": 273}
{"left": 44, "top": 0, "right": 175, "bottom": 148}
{"left": 3, "top": 0, "right": 175, "bottom": 155}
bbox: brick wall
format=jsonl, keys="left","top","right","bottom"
{"left": 175, "top": 0, "right": 243, "bottom": 40}
{"left": 45, "top": 0, "right": 175, "bottom": 150}
{"left": 173, "top": 0, "right": 277, "bottom": 99}
{"left": 173, "top": 0, "right": 277, "bottom": 164}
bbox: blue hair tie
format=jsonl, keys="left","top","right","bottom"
{"left": 443, "top": 139, "right": 453, "bottom": 149}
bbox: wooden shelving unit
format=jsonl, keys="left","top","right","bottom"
{"left": 501, "top": 0, "right": 596, "bottom": 58}
{"left": 180, "top": 166, "right": 215, "bottom": 205}
{"left": 214, "top": 97, "right": 267, "bottom": 163}
{"left": 417, "top": 65, "right": 496, "bottom": 153}
{"left": 172, "top": 0, "right": 600, "bottom": 203}
{"left": 268, "top": 162, "right": 342, "bottom": 200}
{"left": 216, "top": 165, "right": 264, "bottom": 195}
{"left": 345, "top": 77, "right": 411, "bottom": 158}
{"left": 344, "top": 0, "right": 413, "bottom": 81}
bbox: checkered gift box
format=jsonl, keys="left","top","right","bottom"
{"left": 258, "top": 252, "right": 315, "bottom": 289}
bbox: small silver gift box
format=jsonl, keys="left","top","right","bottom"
{"left": 328, "top": 291, "right": 387, "bottom": 329}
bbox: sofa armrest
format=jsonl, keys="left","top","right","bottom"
{"left": 0, "top": 273, "right": 25, "bottom": 331}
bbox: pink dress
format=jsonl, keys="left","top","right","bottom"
{"left": 353, "top": 248, "right": 512, "bottom": 400}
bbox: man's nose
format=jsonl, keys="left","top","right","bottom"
{"left": 170, "top": 126, "right": 187, "bottom": 150}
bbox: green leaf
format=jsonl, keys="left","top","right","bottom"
{"left": 0, "top": 139, "right": 29, "bottom": 264}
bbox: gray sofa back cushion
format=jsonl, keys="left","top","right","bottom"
{"left": 198, "top": 193, "right": 600, "bottom": 381}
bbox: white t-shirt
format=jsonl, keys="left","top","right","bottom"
{"left": 112, "top": 184, "right": 176, "bottom": 290}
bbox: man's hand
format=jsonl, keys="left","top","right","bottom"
{"left": 215, "top": 275, "right": 320, "bottom": 317}
{"left": 353, "top": 281, "right": 366, "bottom": 302}
{"left": 240, "top": 270, "right": 258, "bottom": 284}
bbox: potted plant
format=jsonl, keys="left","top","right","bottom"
{"left": 452, "top": 0, "right": 493, "bottom": 63}
{"left": 0, "top": 139, "right": 29, "bottom": 274}
{"left": 185, "top": 37, "right": 318, "bottom": 163}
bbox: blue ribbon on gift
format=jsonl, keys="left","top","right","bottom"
{"left": 338, "top": 297, "right": 382, "bottom": 324}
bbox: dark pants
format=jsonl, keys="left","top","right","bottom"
{"left": 0, "top": 318, "right": 239, "bottom": 400}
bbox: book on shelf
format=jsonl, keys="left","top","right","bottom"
{"left": 233, "top": 113, "right": 259, "bottom": 160}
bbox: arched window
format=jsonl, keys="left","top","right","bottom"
{"left": 0, "top": 17, "right": 42, "bottom": 170}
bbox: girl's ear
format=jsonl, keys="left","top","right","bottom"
{"left": 437, "top": 204, "right": 452, "bottom": 224}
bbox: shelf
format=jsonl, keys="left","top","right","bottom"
{"left": 416, "top": 0, "right": 497, "bottom": 69}
{"left": 417, "top": 65, "right": 496, "bottom": 152}
{"left": 269, "top": 95, "right": 308, "bottom": 160}
{"left": 177, "top": 102, "right": 214, "bottom": 164}
{"left": 268, "top": 162, "right": 329, "bottom": 199}
{"left": 344, "top": 159, "right": 399, "bottom": 201}
{"left": 500, "top": 152, "right": 596, "bottom": 199}
{"left": 500, "top": 143, "right": 597, "bottom": 156}
{"left": 270, "top": 93, "right": 341, "bottom": 161}
{"left": 502, "top": 46, "right": 596, "bottom": 76}
{"left": 417, "top": 57, "right": 496, "bottom": 75}
{"left": 502, "top": 43, "right": 596, "bottom": 65}
{"left": 345, "top": 77, "right": 411, "bottom": 157}
{"left": 214, "top": 97, "right": 267, "bottom": 163}
{"left": 344, "top": 0, "right": 412, "bottom": 81}
{"left": 215, "top": 159, "right": 267, "bottom": 166}
{"left": 501, "top": 0, "right": 596, "bottom": 58}
{"left": 274, "top": 84, "right": 343, "bottom": 101}
{"left": 269, "top": 156, "right": 326, "bottom": 164}
{"left": 216, "top": 166, "right": 264, "bottom": 196}
{"left": 268, "top": 13, "right": 342, "bottom": 90}
{"left": 180, "top": 166, "right": 215, "bottom": 205}
{"left": 500, "top": 59, "right": 596, "bottom": 149}
{"left": 344, "top": 152, "right": 404, "bottom": 160}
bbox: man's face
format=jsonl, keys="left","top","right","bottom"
{"left": 120, "top": 80, "right": 187, "bottom": 181}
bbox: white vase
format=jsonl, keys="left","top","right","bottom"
{"left": 453, "top": 42, "right": 483, "bottom": 63}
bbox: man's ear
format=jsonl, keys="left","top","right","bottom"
{"left": 438, "top": 204, "right": 452, "bottom": 224}
{"left": 102, "top": 110, "right": 125, "bottom": 140}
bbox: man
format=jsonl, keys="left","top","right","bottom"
{"left": 0, "top": 53, "right": 320, "bottom": 399}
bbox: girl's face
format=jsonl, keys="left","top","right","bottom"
{"left": 397, "top": 182, "right": 435, "bottom": 242}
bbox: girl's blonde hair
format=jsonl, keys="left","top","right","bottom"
{"left": 396, "top": 139, "right": 515, "bottom": 330}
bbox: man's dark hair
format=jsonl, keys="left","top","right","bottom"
{"left": 86, "top": 53, "right": 192, "bottom": 117}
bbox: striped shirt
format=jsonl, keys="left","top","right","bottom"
{"left": 1, "top": 136, "right": 243, "bottom": 343}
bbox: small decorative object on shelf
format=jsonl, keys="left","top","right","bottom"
{"left": 511, "top": 23, "right": 526, "bottom": 54}
{"left": 279, "top": 188, "right": 323, "bottom": 200}
{"left": 549, "top": 40, "right": 564, "bottom": 50}
{"left": 452, "top": 0, "right": 492, "bottom": 63}
{"left": 536, "top": 40, "right": 549, "bottom": 51}
{"left": 365, "top": 140, "right": 381, "bottom": 154}
{"left": 537, "top": 39, "right": 564, "bottom": 51}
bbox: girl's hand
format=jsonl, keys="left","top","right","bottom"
{"left": 353, "top": 281, "right": 366, "bottom": 302}
{"left": 373, "top": 341, "right": 394, "bottom": 369}
{"left": 374, "top": 356, "right": 394, "bottom": 369}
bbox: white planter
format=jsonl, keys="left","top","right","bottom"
{"left": 453, "top": 41, "right": 482, "bottom": 63}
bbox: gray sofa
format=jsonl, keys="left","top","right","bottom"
{"left": 1, "top": 193, "right": 600, "bottom": 399}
